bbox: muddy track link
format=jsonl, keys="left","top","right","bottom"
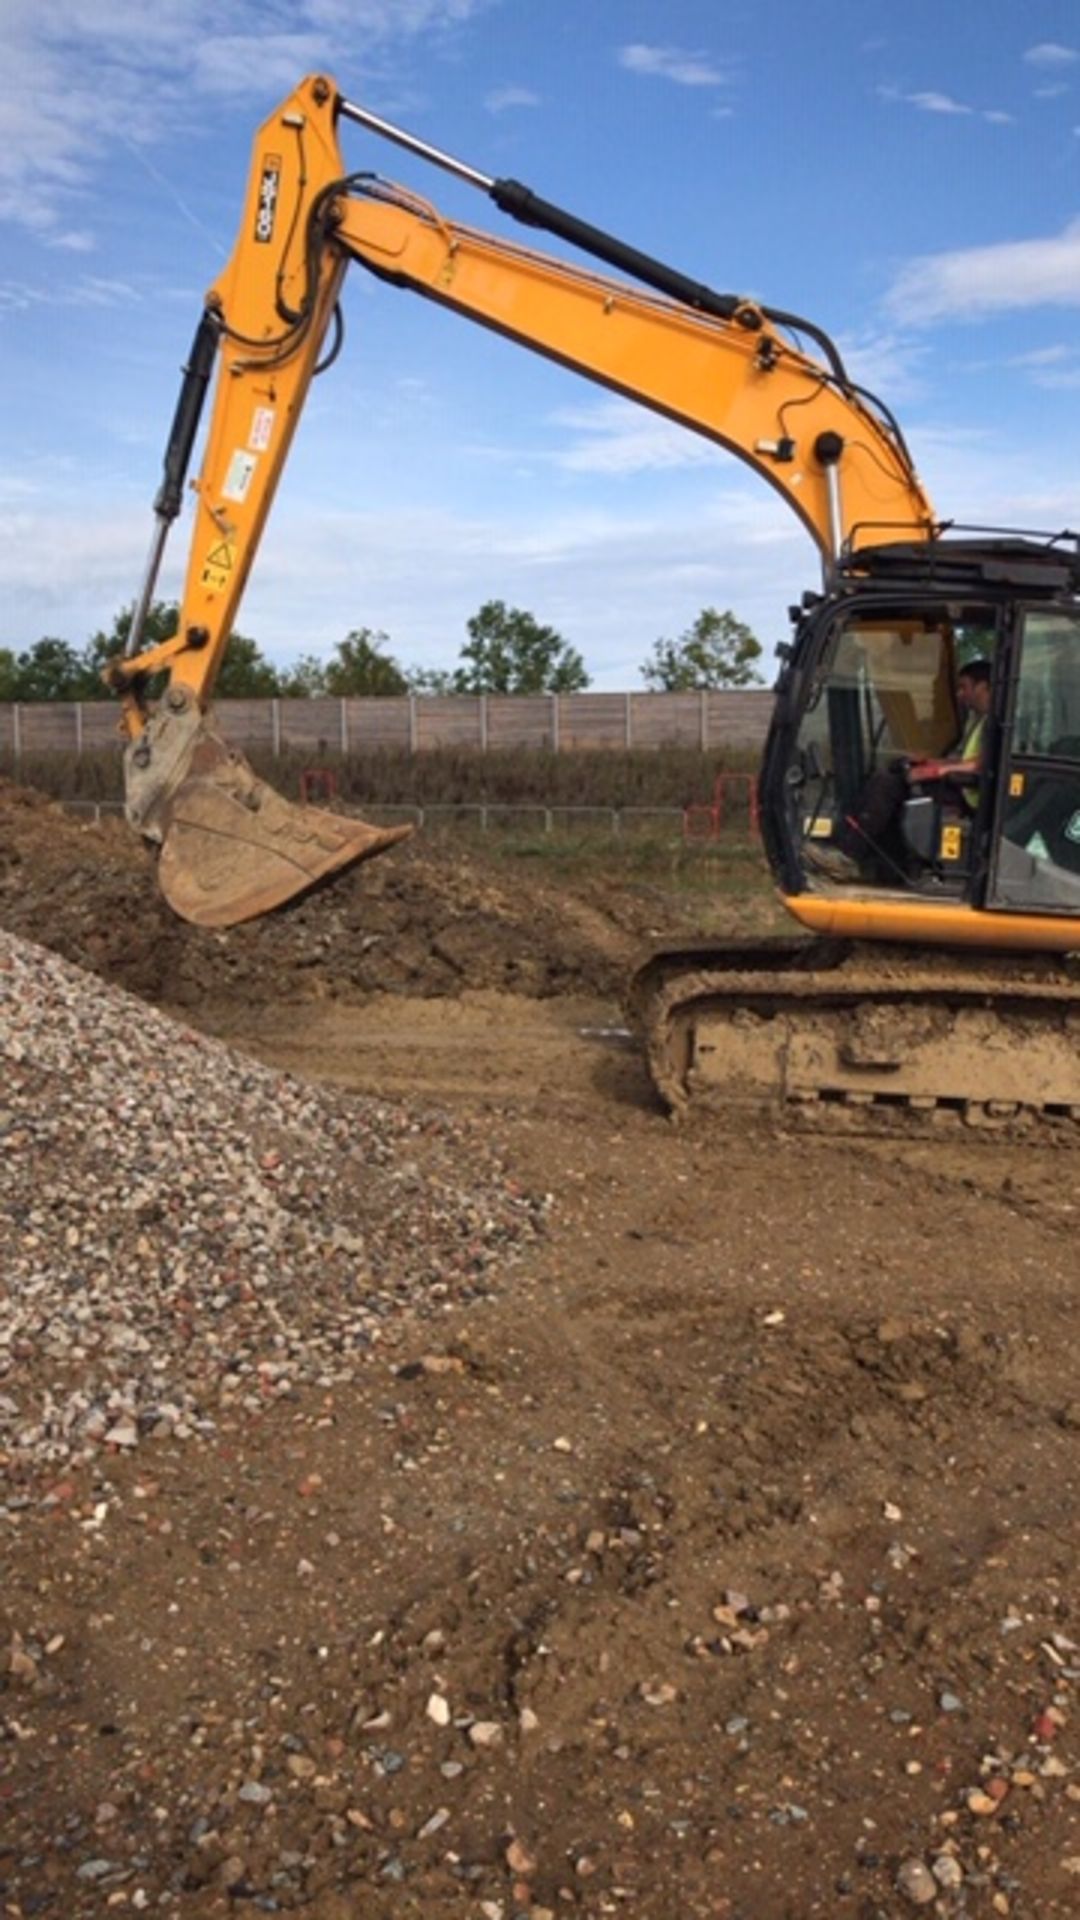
{"left": 630, "top": 937, "right": 1080, "bottom": 1141}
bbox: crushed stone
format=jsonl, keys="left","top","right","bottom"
{"left": 0, "top": 929, "right": 545, "bottom": 1479}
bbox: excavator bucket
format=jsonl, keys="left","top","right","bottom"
{"left": 130, "top": 710, "right": 412, "bottom": 928}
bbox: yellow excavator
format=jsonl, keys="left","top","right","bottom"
{"left": 110, "top": 74, "right": 1080, "bottom": 1131}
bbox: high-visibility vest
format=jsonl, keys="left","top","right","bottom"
{"left": 959, "top": 713, "right": 985, "bottom": 810}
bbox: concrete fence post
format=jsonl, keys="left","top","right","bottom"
{"left": 479, "top": 694, "right": 488, "bottom": 751}
{"left": 408, "top": 695, "right": 418, "bottom": 754}
{"left": 12, "top": 704, "right": 21, "bottom": 766}
{"left": 550, "top": 692, "right": 560, "bottom": 753}
{"left": 625, "top": 693, "right": 633, "bottom": 748}
{"left": 271, "top": 699, "right": 281, "bottom": 757}
{"left": 700, "top": 689, "right": 708, "bottom": 751}
{"left": 75, "top": 703, "right": 84, "bottom": 756}
{"left": 340, "top": 698, "right": 349, "bottom": 755}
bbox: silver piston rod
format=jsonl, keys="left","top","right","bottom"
{"left": 338, "top": 97, "right": 494, "bottom": 190}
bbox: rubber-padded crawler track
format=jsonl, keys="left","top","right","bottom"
{"left": 630, "top": 938, "right": 1080, "bottom": 1142}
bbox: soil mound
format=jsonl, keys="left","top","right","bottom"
{"left": 0, "top": 779, "right": 646, "bottom": 1009}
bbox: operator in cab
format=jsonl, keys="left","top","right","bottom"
{"left": 813, "top": 658, "right": 992, "bottom": 884}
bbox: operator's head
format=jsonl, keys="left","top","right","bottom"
{"left": 957, "top": 658, "right": 992, "bottom": 715}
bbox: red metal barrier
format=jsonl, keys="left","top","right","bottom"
{"left": 682, "top": 773, "right": 760, "bottom": 841}
{"left": 299, "top": 767, "right": 338, "bottom": 804}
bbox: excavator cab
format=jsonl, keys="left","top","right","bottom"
{"left": 765, "top": 534, "right": 1080, "bottom": 943}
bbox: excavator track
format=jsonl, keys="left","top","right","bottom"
{"left": 629, "top": 938, "right": 1080, "bottom": 1141}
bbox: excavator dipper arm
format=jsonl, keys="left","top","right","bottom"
{"left": 110, "top": 74, "right": 935, "bottom": 927}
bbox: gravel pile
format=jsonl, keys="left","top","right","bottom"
{"left": 0, "top": 929, "right": 545, "bottom": 1478}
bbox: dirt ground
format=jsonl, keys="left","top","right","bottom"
{"left": 2, "top": 781, "right": 1079, "bottom": 1919}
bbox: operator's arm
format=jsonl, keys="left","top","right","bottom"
{"left": 907, "top": 756, "right": 980, "bottom": 784}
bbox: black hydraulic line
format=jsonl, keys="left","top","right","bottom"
{"left": 122, "top": 308, "right": 223, "bottom": 667}
{"left": 314, "top": 301, "right": 345, "bottom": 376}
{"left": 491, "top": 177, "right": 743, "bottom": 322}
{"left": 757, "top": 305, "right": 850, "bottom": 390}
{"left": 489, "top": 178, "right": 851, "bottom": 386}
{"left": 153, "top": 309, "right": 222, "bottom": 523}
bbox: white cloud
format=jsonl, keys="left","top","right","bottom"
{"left": 1014, "top": 345, "right": 1080, "bottom": 389}
{"left": 46, "top": 227, "right": 97, "bottom": 252}
{"left": 975, "top": 343, "right": 1080, "bottom": 389}
{"left": 1008, "top": 345, "right": 1074, "bottom": 367}
{"left": 1034, "top": 83, "right": 1070, "bottom": 99}
{"left": 4, "top": 427, "right": 1078, "bottom": 681}
{"left": 886, "top": 219, "right": 1080, "bottom": 324}
{"left": 833, "top": 329, "right": 931, "bottom": 406}
{"left": 878, "top": 85, "right": 1012, "bottom": 123}
{"left": 1024, "top": 42, "right": 1078, "bottom": 67}
{"left": 547, "top": 400, "right": 721, "bottom": 475}
{"left": 189, "top": 33, "right": 328, "bottom": 99}
{"left": 1031, "top": 367, "right": 1080, "bottom": 390}
{"left": 906, "top": 90, "right": 972, "bottom": 115}
{"left": 304, "top": 0, "right": 479, "bottom": 28}
{"left": 2, "top": 0, "right": 486, "bottom": 242}
{"left": 485, "top": 86, "right": 540, "bottom": 114}
{"left": 885, "top": 422, "right": 1080, "bottom": 536}
{"left": 0, "top": 483, "right": 813, "bottom": 683}
{"left": 619, "top": 44, "right": 729, "bottom": 89}
{"left": 0, "top": 273, "right": 140, "bottom": 309}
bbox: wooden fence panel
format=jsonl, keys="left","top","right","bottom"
{"left": 216, "top": 699, "right": 277, "bottom": 750}
{"left": 0, "top": 689, "right": 777, "bottom": 759}
{"left": 79, "top": 705, "right": 124, "bottom": 748}
{"left": 276, "top": 698, "right": 344, "bottom": 753}
{"left": 706, "top": 689, "right": 773, "bottom": 748}
{"left": 415, "top": 697, "right": 482, "bottom": 750}
{"left": 631, "top": 693, "right": 703, "bottom": 749}
{"left": 558, "top": 693, "right": 629, "bottom": 750}
{"left": 344, "top": 697, "right": 411, "bottom": 750}
{"left": 15, "top": 705, "right": 80, "bottom": 751}
{"left": 487, "top": 696, "right": 554, "bottom": 750}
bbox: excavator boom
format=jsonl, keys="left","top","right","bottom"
{"left": 111, "top": 73, "right": 934, "bottom": 927}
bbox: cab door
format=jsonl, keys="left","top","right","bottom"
{"left": 986, "top": 607, "right": 1080, "bottom": 914}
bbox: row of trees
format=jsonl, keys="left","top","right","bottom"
{"left": 1, "top": 601, "right": 764, "bottom": 702}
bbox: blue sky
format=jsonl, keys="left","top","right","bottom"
{"left": 2, "top": 0, "right": 1078, "bottom": 688}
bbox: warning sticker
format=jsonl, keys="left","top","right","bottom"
{"left": 249, "top": 406, "right": 275, "bottom": 453}
{"left": 222, "top": 449, "right": 257, "bottom": 503}
{"left": 201, "top": 540, "right": 235, "bottom": 593}
{"left": 939, "top": 823, "right": 963, "bottom": 862}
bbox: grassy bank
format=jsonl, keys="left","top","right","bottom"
{"left": 4, "top": 744, "right": 760, "bottom": 812}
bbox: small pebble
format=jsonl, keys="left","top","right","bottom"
{"left": 897, "top": 1857, "right": 937, "bottom": 1906}
{"left": 468, "top": 1721, "right": 504, "bottom": 1749}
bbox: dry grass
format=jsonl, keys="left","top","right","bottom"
{"left": 3, "top": 744, "right": 761, "bottom": 813}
